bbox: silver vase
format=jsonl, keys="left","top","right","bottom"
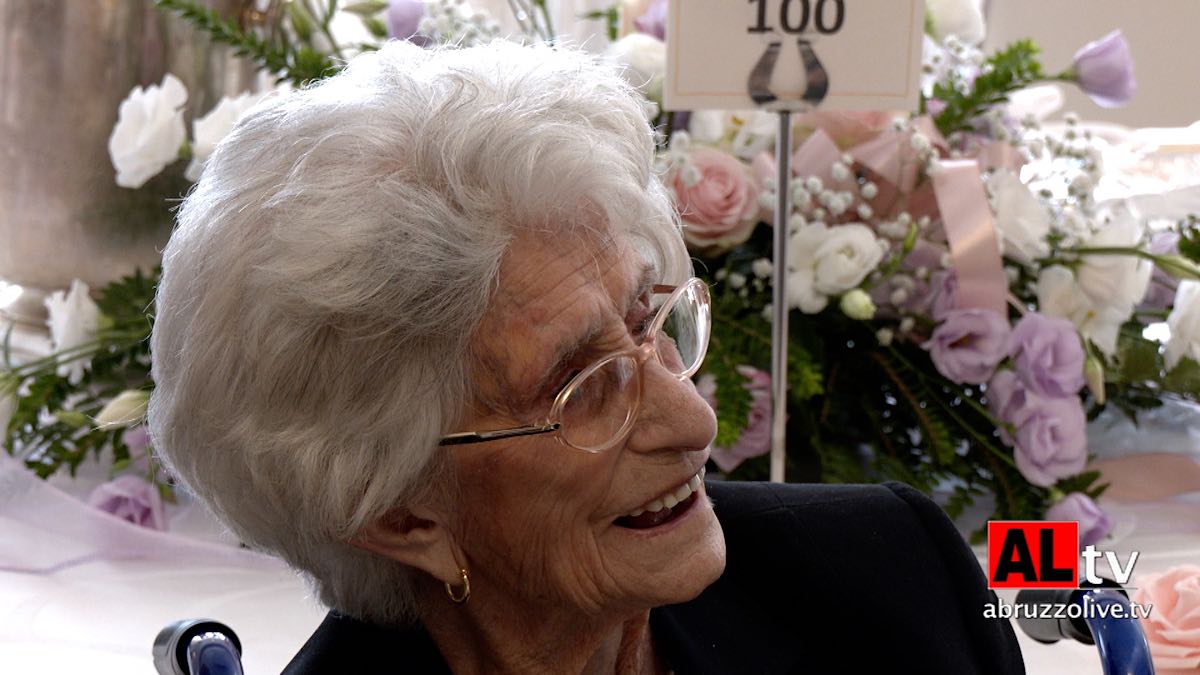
{"left": 0, "top": 0, "right": 259, "bottom": 337}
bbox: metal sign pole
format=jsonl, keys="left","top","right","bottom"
{"left": 769, "top": 110, "right": 791, "bottom": 484}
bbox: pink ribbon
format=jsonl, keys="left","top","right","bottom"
{"left": 932, "top": 160, "right": 1008, "bottom": 316}
{"left": 788, "top": 115, "right": 1009, "bottom": 318}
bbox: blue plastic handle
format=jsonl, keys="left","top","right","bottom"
{"left": 186, "top": 632, "right": 245, "bottom": 675}
{"left": 1078, "top": 590, "right": 1156, "bottom": 675}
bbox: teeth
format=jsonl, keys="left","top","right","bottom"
{"left": 673, "top": 482, "right": 692, "bottom": 503}
{"left": 623, "top": 467, "right": 706, "bottom": 518}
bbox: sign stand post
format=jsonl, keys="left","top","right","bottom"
{"left": 665, "top": 0, "right": 925, "bottom": 484}
{"left": 769, "top": 111, "right": 791, "bottom": 484}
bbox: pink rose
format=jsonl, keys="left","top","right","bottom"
{"left": 1133, "top": 565, "right": 1200, "bottom": 672}
{"left": 697, "top": 367, "right": 773, "bottom": 473}
{"left": 670, "top": 147, "right": 761, "bottom": 254}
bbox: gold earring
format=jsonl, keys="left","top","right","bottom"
{"left": 444, "top": 567, "right": 470, "bottom": 604}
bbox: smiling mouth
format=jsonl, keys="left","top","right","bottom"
{"left": 614, "top": 467, "right": 705, "bottom": 530}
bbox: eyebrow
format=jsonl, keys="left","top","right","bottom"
{"left": 526, "top": 265, "right": 656, "bottom": 400}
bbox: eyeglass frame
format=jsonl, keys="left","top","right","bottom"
{"left": 438, "top": 277, "right": 711, "bottom": 452}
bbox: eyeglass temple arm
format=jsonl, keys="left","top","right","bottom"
{"left": 438, "top": 423, "right": 562, "bottom": 446}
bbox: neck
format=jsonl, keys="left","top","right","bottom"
{"left": 416, "top": 578, "right": 661, "bottom": 674}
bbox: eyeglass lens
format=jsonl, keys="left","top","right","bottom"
{"left": 559, "top": 282, "right": 709, "bottom": 451}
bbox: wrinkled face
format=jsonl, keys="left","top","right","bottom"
{"left": 451, "top": 230, "right": 725, "bottom": 618}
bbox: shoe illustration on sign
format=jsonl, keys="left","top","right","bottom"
{"left": 748, "top": 38, "right": 829, "bottom": 109}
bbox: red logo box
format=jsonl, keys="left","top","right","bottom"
{"left": 987, "top": 521, "right": 1079, "bottom": 589}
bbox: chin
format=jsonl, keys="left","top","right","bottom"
{"left": 627, "top": 493, "right": 728, "bottom": 608}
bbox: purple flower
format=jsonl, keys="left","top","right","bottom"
{"left": 986, "top": 370, "right": 1088, "bottom": 487}
{"left": 1013, "top": 394, "right": 1088, "bottom": 487}
{"left": 923, "top": 309, "right": 1010, "bottom": 385}
{"left": 633, "top": 0, "right": 668, "bottom": 40}
{"left": 1072, "top": 30, "right": 1136, "bottom": 108}
{"left": 387, "top": 0, "right": 426, "bottom": 40}
{"left": 1009, "top": 312, "right": 1086, "bottom": 398}
{"left": 697, "top": 367, "right": 772, "bottom": 473}
{"left": 930, "top": 269, "right": 958, "bottom": 320}
{"left": 1046, "top": 493, "right": 1113, "bottom": 547}
{"left": 88, "top": 474, "right": 167, "bottom": 530}
{"left": 986, "top": 370, "right": 1030, "bottom": 445}
{"left": 1143, "top": 231, "right": 1181, "bottom": 311}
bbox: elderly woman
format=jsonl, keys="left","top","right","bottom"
{"left": 148, "top": 41, "right": 1022, "bottom": 674}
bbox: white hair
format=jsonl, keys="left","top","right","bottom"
{"left": 148, "top": 40, "right": 688, "bottom": 625}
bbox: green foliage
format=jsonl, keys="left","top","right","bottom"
{"left": 1179, "top": 215, "right": 1200, "bottom": 263}
{"left": 156, "top": 0, "right": 340, "bottom": 87}
{"left": 3, "top": 268, "right": 161, "bottom": 485}
{"left": 933, "top": 40, "right": 1045, "bottom": 136}
{"left": 1055, "top": 470, "right": 1109, "bottom": 501}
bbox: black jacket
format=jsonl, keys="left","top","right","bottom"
{"left": 283, "top": 481, "right": 1024, "bottom": 674}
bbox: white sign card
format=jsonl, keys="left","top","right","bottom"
{"left": 664, "top": 0, "right": 925, "bottom": 111}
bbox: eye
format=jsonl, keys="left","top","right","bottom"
{"left": 630, "top": 314, "right": 653, "bottom": 340}
{"left": 551, "top": 367, "right": 584, "bottom": 397}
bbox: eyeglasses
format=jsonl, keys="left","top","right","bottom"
{"left": 439, "top": 277, "right": 711, "bottom": 453}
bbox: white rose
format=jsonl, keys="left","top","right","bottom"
{"left": 107, "top": 73, "right": 188, "bottom": 189}
{"left": 989, "top": 169, "right": 1051, "bottom": 265}
{"left": 605, "top": 34, "right": 665, "bottom": 103}
{"left": 925, "top": 0, "right": 986, "bottom": 45}
{"left": 184, "top": 91, "right": 264, "bottom": 182}
{"left": 788, "top": 222, "right": 885, "bottom": 313}
{"left": 1037, "top": 265, "right": 1128, "bottom": 357}
{"left": 812, "top": 223, "right": 886, "bottom": 295}
{"left": 1075, "top": 211, "right": 1152, "bottom": 312}
{"left": 44, "top": 279, "right": 102, "bottom": 385}
{"left": 1165, "top": 280, "right": 1200, "bottom": 370}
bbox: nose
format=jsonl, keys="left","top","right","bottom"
{"left": 622, "top": 355, "right": 717, "bottom": 455}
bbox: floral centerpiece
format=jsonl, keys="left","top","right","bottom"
{"left": 3, "top": 0, "right": 1198, "bottom": 543}
{"left": 607, "top": 0, "right": 1199, "bottom": 538}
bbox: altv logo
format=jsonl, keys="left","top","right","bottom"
{"left": 987, "top": 521, "right": 1140, "bottom": 589}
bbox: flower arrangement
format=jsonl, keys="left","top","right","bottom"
{"left": 3, "top": 0, "right": 1198, "bottom": 537}
{"left": 617, "top": 0, "right": 1200, "bottom": 536}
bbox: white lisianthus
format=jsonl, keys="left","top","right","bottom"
{"left": 788, "top": 222, "right": 885, "bottom": 313}
{"left": 729, "top": 110, "right": 778, "bottom": 159}
{"left": 44, "top": 279, "right": 103, "bottom": 385}
{"left": 184, "top": 91, "right": 265, "bottom": 182}
{"left": 925, "top": 0, "right": 986, "bottom": 45}
{"left": 1074, "top": 212, "right": 1152, "bottom": 311}
{"left": 604, "top": 34, "right": 665, "bottom": 105}
{"left": 94, "top": 390, "right": 151, "bottom": 429}
{"left": 988, "top": 169, "right": 1051, "bottom": 265}
{"left": 1165, "top": 281, "right": 1200, "bottom": 370}
{"left": 1036, "top": 265, "right": 1128, "bottom": 358}
{"left": 107, "top": 74, "right": 188, "bottom": 188}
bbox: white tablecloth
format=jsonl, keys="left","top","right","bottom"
{"left": 2, "top": 450, "right": 1197, "bottom": 674}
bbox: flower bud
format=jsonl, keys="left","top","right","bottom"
{"left": 1085, "top": 355, "right": 1106, "bottom": 405}
{"left": 839, "top": 289, "right": 877, "bottom": 320}
{"left": 95, "top": 390, "right": 150, "bottom": 430}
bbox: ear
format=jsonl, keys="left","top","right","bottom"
{"left": 350, "top": 504, "right": 464, "bottom": 587}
